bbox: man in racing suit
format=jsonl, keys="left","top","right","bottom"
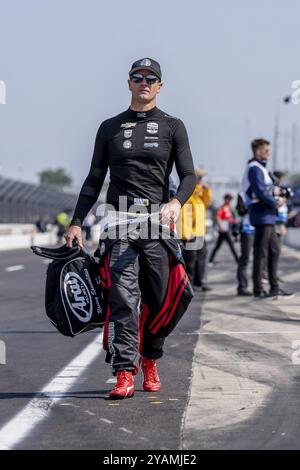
{"left": 64, "top": 58, "right": 195, "bottom": 399}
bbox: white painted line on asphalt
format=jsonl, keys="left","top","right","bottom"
{"left": 84, "top": 410, "right": 96, "bottom": 416}
{"left": 106, "top": 377, "right": 117, "bottom": 383}
{"left": 0, "top": 333, "right": 103, "bottom": 450}
{"left": 100, "top": 418, "right": 113, "bottom": 424}
{"left": 5, "top": 265, "right": 24, "bottom": 272}
{"left": 119, "top": 427, "right": 133, "bottom": 434}
{"left": 42, "top": 259, "right": 52, "bottom": 265}
{"left": 201, "top": 331, "right": 300, "bottom": 335}
{"left": 59, "top": 403, "right": 79, "bottom": 407}
{"left": 173, "top": 331, "right": 300, "bottom": 335}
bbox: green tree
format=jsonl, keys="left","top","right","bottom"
{"left": 38, "top": 168, "right": 73, "bottom": 189}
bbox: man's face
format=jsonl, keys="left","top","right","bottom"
{"left": 128, "top": 69, "right": 162, "bottom": 103}
{"left": 256, "top": 144, "right": 270, "bottom": 161}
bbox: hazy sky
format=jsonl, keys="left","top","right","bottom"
{"left": 1, "top": 0, "right": 300, "bottom": 189}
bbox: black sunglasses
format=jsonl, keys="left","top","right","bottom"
{"left": 130, "top": 73, "right": 159, "bottom": 84}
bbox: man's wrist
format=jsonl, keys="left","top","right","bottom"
{"left": 170, "top": 197, "right": 182, "bottom": 207}
{"left": 70, "top": 218, "right": 82, "bottom": 228}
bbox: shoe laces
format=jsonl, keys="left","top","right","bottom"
{"left": 116, "top": 370, "right": 132, "bottom": 386}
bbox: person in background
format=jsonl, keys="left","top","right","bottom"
{"left": 246, "top": 139, "right": 294, "bottom": 299}
{"left": 261, "top": 171, "right": 289, "bottom": 284}
{"left": 270, "top": 171, "right": 290, "bottom": 283}
{"left": 273, "top": 171, "right": 289, "bottom": 252}
{"left": 35, "top": 215, "right": 49, "bottom": 233}
{"left": 177, "top": 167, "right": 211, "bottom": 290}
{"left": 236, "top": 200, "right": 255, "bottom": 296}
{"left": 192, "top": 168, "right": 212, "bottom": 291}
{"left": 236, "top": 156, "right": 256, "bottom": 296}
{"left": 83, "top": 211, "right": 96, "bottom": 245}
{"left": 56, "top": 210, "right": 71, "bottom": 244}
{"left": 208, "top": 193, "right": 239, "bottom": 265}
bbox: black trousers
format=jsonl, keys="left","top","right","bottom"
{"left": 261, "top": 231, "right": 284, "bottom": 280}
{"left": 108, "top": 237, "right": 169, "bottom": 373}
{"left": 183, "top": 247, "right": 196, "bottom": 283}
{"left": 183, "top": 240, "right": 208, "bottom": 286}
{"left": 253, "top": 224, "right": 280, "bottom": 294}
{"left": 237, "top": 232, "right": 254, "bottom": 291}
{"left": 209, "top": 232, "right": 239, "bottom": 263}
{"left": 194, "top": 240, "right": 208, "bottom": 286}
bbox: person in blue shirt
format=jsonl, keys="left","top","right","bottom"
{"left": 246, "top": 139, "right": 293, "bottom": 300}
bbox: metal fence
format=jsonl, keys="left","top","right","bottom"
{"left": 0, "top": 177, "right": 78, "bottom": 223}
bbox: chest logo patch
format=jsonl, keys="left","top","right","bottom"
{"left": 124, "top": 129, "right": 132, "bottom": 138}
{"left": 123, "top": 140, "right": 132, "bottom": 149}
{"left": 144, "top": 142, "right": 159, "bottom": 149}
{"left": 121, "top": 122, "right": 136, "bottom": 129}
{"left": 147, "top": 122, "right": 158, "bottom": 134}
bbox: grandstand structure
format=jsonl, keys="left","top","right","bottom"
{"left": 0, "top": 177, "right": 78, "bottom": 223}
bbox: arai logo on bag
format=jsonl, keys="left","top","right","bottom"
{"left": 63, "top": 272, "right": 92, "bottom": 322}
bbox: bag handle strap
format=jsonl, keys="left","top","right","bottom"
{"left": 31, "top": 244, "right": 82, "bottom": 261}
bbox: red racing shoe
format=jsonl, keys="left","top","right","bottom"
{"left": 141, "top": 357, "right": 161, "bottom": 392}
{"left": 108, "top": 370, "right": 135, "bottom": 400}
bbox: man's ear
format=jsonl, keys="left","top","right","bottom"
{"left": 156, "top": 81, "right": 163, "bottom": 94}
{"left": 128, "top": 78, "right": 132, "bottom": 91}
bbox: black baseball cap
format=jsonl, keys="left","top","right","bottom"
{"left": 129, "top": 58, "right": 162, "bottom": 80}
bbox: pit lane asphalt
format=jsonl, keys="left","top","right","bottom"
{"left": 182, "top": 242, "right": 300, "bottom": 450}
{"left": 2, "top": 241, "right": 300, "bottom": 450}
{"left": 0, "top": 246, "right": 201, "bottom": 450}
